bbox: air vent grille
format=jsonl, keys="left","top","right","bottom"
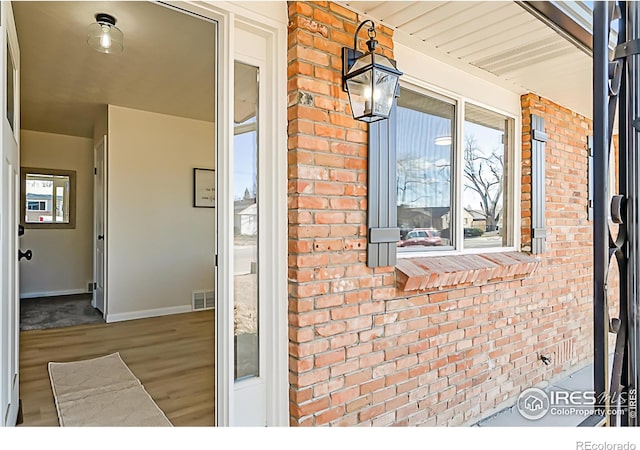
{"left": 541, "top": 338, "right": 575, "bottom": 367}
{"left": 192, "top": 290, "right": 215, "bottom": 311}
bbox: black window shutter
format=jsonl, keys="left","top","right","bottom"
{"left": 367, "top": 101, "right": 400, "bottom": 267}
{"left": 531, "top": 114, "right": 547, "bottom": 254}
{"left": 587, "top": 135, "right": 594, "bottom": 221}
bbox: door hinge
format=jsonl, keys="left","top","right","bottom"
{"left": 94, "top": 282, "right": 97, "bottom": 290}
{"left": 215, "top": 254, "right": 218, "bottom": 267}
{"left": 94, "top": 167, "right": 97, "bottom": 175}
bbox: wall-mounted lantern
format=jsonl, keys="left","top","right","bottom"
{"left": 342, "top": 20, "right": 402, "bottom": 123}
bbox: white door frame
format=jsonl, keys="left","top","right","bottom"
{"left": 161, "top": 1, "right": 288, "bottom": 426}
{"left": 0, "top": 0, "right": 20, "bottom": 427}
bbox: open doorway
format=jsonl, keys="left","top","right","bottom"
{"left": 19, "top": 152, "right": 103, "bottom": 330}
{"left": 13, "top": 0, "right": 218, "bottom": 426}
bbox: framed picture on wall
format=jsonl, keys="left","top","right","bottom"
{"left": 194, "top": 168, "right": 215, "bottom": 208}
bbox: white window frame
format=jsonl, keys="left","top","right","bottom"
{"left": 397, "top": 75, "right": 521, "bottom": 258}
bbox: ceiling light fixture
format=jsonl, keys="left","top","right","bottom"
{"left": 434, "top": 136, "right": 452, "bottom": 146}
{"left": 87, "top": 13, "right": 123, "bottom": 55}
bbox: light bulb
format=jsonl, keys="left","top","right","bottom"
{"left": 362, "top": 85, "right": 379, "bottom": 115}
{"left": 88, "top": 14, "right": 123, "bottom": 55}
{"left": 363, "top": 85, "right": 372, "bottom": 115}
{"left": 100, "top": 25, "right": 112, "bottom": 49}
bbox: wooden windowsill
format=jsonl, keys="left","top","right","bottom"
{"left": 395, "top": 251, "right": 541, "bottom": 293}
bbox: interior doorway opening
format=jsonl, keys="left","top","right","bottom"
{"left": 13, "top": 0, "right": 219, "bottom": 426}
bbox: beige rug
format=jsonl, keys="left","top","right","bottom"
{"left": 48, "top": 353, "right": 172, "bottom": 427}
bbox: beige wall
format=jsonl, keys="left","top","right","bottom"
{"left": 93, "top": 105, "right": 108, "bottom": 144}
{"left": 107, "top": 105, "right": 215, "bottom": 320}
{"left": 19, "top": 130, "right": 94, "bottom": 297}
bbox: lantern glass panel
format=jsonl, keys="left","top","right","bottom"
{"left": 371, "top": 68, "right": 399, "bottom": 117}
{"left": 373, "top": 53, "right": 395, "bottom": 70}
{"left": 345, "top": 69, "right": 373, "bottom": 119}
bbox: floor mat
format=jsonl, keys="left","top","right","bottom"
{"left": 49, "top": 353, "right": 172, "bottom": 426}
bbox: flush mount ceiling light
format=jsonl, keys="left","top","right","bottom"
{"left": 342, "top": 20, "right": 402, "bottom": 123}
{"left": 87, "top": 13, "right": 123, "bottom": 55}
{"left": 434, "top": 136, "right": 452, "bottom": 146}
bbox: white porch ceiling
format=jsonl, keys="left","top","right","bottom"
{"left": 340, "top": 1, "right": 593, "bottom": 119}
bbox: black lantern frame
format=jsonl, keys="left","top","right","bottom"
{"left": 342, "top": 20, "right": 402, "bottom": 123}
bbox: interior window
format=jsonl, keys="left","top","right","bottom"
{"left": 21, "top": 168, "right": 76, "bottom": 229}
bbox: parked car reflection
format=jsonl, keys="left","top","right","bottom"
{"left": 439, "top": 227, "right": 485, "bottom": 239}
{"left": 398, "top": 228, "right": 442, "bottom": 247}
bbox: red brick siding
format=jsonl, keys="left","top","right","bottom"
{"left": 288, "top": 2, "right": 600, "bottom": 426}
{"left": 287, "top": 0, "right": 396, "bottom": 426}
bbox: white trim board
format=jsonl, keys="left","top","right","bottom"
{"left": 20, "top": 289, "right": 88, "bottom": 299}
{"left": 106, "top": 305, "right": 192, "bottom": 323}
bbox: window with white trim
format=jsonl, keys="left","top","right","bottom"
{"left": 27, "top": 200, "right": 46, "bottom": 211}
{"left": 396, "top": 85, "right": 515, "bottom": 255}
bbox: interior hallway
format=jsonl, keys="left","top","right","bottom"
{"left": 19, "top": 310, "right": 215, "bottom": 426}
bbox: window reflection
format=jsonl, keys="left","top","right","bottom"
{"left": 463, "top": 104, "right": 512, "bottom": 249}
{"left": 395, "top": 86, "right": 514, "bottom": 252}
{"left": 396, "top": 88, "right": 454, "bottom": 251}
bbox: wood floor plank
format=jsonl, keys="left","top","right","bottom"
{"left": 19, "top": 310, "right": 215, "bottom": 427}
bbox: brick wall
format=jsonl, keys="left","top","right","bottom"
{"left": 288, "top": 1, "right": 598, "bottom": 426}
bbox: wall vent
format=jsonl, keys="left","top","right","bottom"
{"left": 192, "top": 290, "right": 215, "bottom": 311}
{"left": 541, "top": 338, "right": 575, "bottom": 366}
{"left": 554, "top": 339, "right": 575, "bottom": 366}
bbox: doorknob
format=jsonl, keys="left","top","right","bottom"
{"left": 97, "top": 235, "right": 104, "bottom": 240}
{"left": 18, "top": 249, "right": 32, "bottom": 261}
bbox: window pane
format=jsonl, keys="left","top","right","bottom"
{"left": 24, "top": 173, "right": 71, "bottom": 224}
{"left": 234, "top": 61, "right": 259, "bottom": 380}
{"left": 7, "top": 43, "right": 14, "bottom": 132}
{"left": 463, "top": 104, "right": 512, "bottom": 249}
{"left": 397, "top": 88, "right": 454, "bottom": 252}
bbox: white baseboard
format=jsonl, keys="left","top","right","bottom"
{"left": 20, "top": 289, "right": 88, "bottom": 299}
{"left": 106, "top": 305, "right": 192, "bottom": 323}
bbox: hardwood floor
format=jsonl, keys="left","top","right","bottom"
{"left": 19, "top": 310, "right": 215, "bottom": 426}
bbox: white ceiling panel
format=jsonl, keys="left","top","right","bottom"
{"left": 380, "top": 2, "right": 445, "bottom": 28}
{"left": 410, "top": 3, "right": 496, "bottom": 39}
{"left": 445, "top": 15, "right": 540, "bottom": 57}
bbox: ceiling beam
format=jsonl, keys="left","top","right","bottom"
{"left": 516, "top": 1, "right": 593, "bottom": 56}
